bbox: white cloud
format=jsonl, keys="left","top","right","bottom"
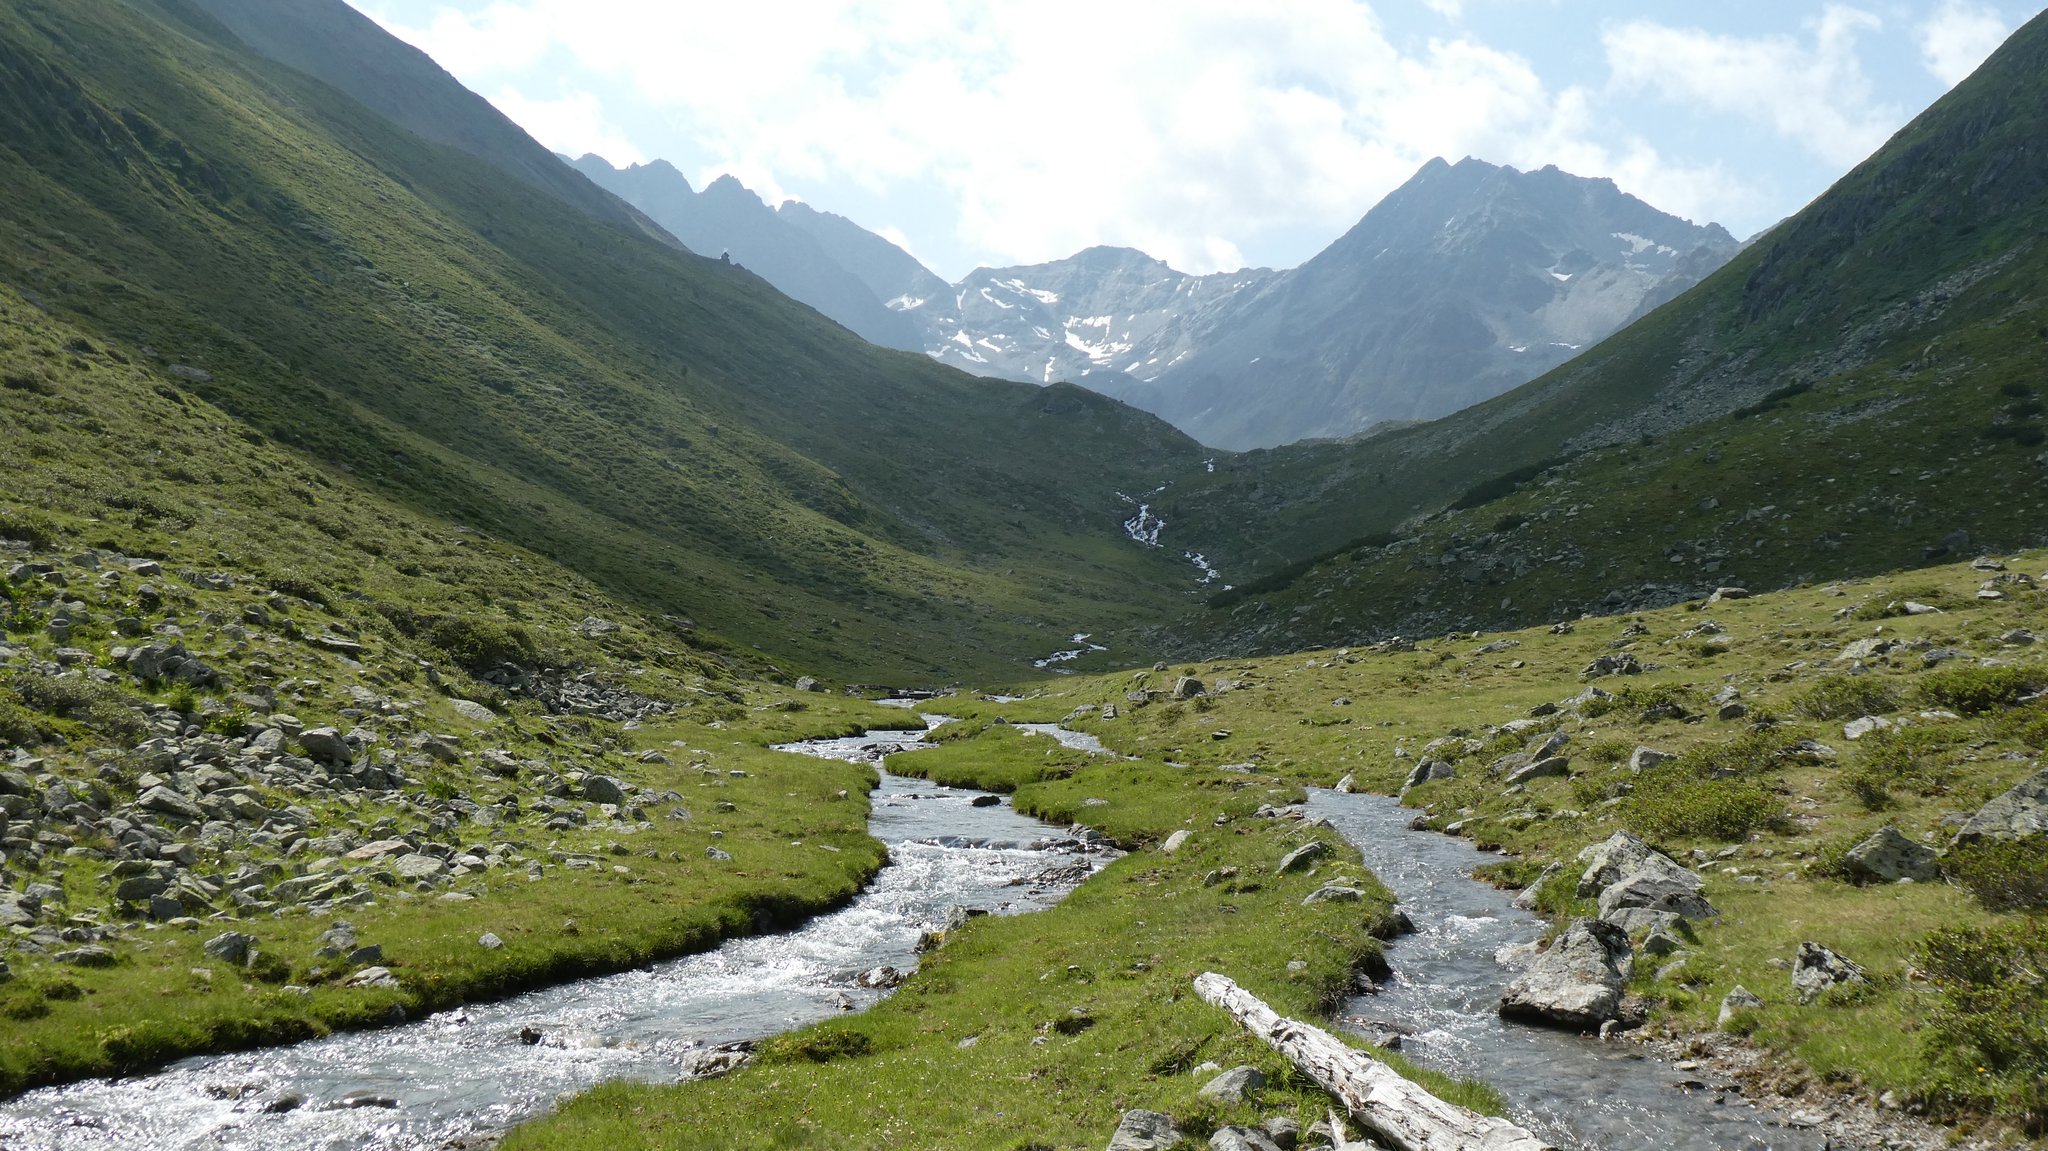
{"left": 1918, "top": 0, "right": 2010, "bottom": 86}
{"left": 1602, "top": 7, "right": 1899, "bottom": 170}
{"left": 358, "top": 0, "right": 1782, "bottom": 276}
{"left": 489, "top": 86, "right": 644, "bottom": 166}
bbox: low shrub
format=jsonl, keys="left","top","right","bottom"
{"left": 1839, "top": 726, "right": 1955, "bottom": 811}
{"left": 1580, "top": 682, "right": 1696, "bottom": 720}
{"left": 1917, "top": 918, "right": 2048, "bottom": 1133}
{"left": 1943, "top": 837, "right": 2048, "bottom": 912}
{"left": 1621, "top": 759, "right": 1783, "bottom": 841}
{"left": 758, "top": 1027, "right": 874, "bottom": 1064}
{"left": 1920, "top": 664, "right": 2048, "bottom": 715}
{"left": 6, "top": 672, "right": 146, "bottom": 743}
{"left": 1795, "top": 674, "right": 1900, "bottom": 721}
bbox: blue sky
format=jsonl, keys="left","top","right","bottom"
{"left": 351, "top": 1, "right": 2040, "bottom": 281}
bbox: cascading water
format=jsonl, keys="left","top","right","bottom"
{"left": 1308, "top": 788, "right": 1825, "bottom": 1151}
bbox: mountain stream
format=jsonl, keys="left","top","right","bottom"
{"left": 0, "top": 720, "right": 1112, "bottom": 1151}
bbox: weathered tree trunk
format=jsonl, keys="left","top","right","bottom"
{"left": 1193, "top": 973, "right": 1552, "bottom": 1151}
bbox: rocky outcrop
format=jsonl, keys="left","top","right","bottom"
{"left": 1498, "top": 917, "right": 1633, "bottom": 1029}
{"left": 1840, "top": 827, "right": 1941, "bottom": 884}
{"left": 1953, "top": 767, "right": 2048, "bottom": 844}
{"left": 1791, "top": 942, "right": 1866, "bottom": 1004}
{"left": 1575, "top": 831, "right": 1718, "bottom": 924}
{"left": 1106, "top": 1109, "right": 1184, "bottom": 1151}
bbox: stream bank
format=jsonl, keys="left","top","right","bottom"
{"left": 0, "top": 726, "right": 1109, "bottom": 1150}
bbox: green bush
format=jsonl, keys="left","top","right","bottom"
{"left": 6, "top": 672, "right": 146, "bottom": 743}
{"left": 1920, "top": 664, "right": 2048, "bottom": 715}
{"left": 1678, "top": 729, "right": 1795, "bottom": 778}
{"left": 1795, "top": 674, "right": 1900, "bottom": 720}
{"left": 0, "top": 689, "right": 45, "bottom": 746}
{"left": 381, "top": 606, "right": 541, "bottom": 674}
{"left": 1621, "top": 760, "right": 1783, "bottom": 841}
{"left": 1580, "top": 682, "right": 1696, "bottom": 719}
{"left": 1944, "top": 837, "right": 2048, "bottom": 912}
{"left": 1839, "top": 726, "right": 1954, "bottom": 811}
{"left": 1917, "top": 918, "right": 2048, "bottom": 1133}
{"left": 0, "top": 508, "right": 58, "bottom": 548}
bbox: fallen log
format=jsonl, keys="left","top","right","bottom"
{"left": 1193, "top": 972, "right": 1551, "bottom": 1151}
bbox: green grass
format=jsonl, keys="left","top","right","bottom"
{"left": 886, "top": 723, "right": 1092, "bottom": 793}
{"left": 503, "top": 752, "right": 1500, "bottom": 1151}
{"left": 838, "top": 549, "right": 2048, "bottom": 1136}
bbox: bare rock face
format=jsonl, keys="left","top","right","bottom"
{"left": 1841, "top": 826, "right": 1941, "bottom": 884}
{"left": 1499, "top": 917, "right": 1633, "bottom": 1029}
{"left": 1954, "top": 767, "right": 2048, "bottom": 844}
{"left": 1106, "top": 1109, "right": 1184, "bottom": 1151}
{"left": 1577, "top": 830, "right": 1719, "bottom": 923}
{"left": 1791, "top": 942, "right": 1867, "bottom": 1004}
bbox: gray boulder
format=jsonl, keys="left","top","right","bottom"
{"left": 582, "top": 775, "right": 627, "bottom": 805}
{"left": 1276, "top": 841, "right": 1326, "bottom": 873}
{"left": 393, "top": 854, "right": 446, "bottom": 881}
{"left": 297, "top": 728, "right": 352, "bottom": 768}
{"left": 1402, "top": 759, "right": 1455, "bottom": 791}
{"left": 136, "top": 785, "right": 203, "bottom": 824}
{"left": 1841, "top": 827, "right": 1941, "bottom": 884}
{"left": 1597, "top": 859, "right": 1718, "bottom": 922}
{"left": 203, "top": 931, "right": 256, "bottom": 965}
{"left": 1107, "top": 1109, "right": 1184, "bottom": 1151}
{"left": 1198, "top": 1065, "right": 1265, "bottom": 1104}
{"left": 1791, "top": 942, "right": 1867, "bottom": 1004}
{"left": 1718, "top": 985, "right": 1764, "bottom": 1028}
{"left": 1576, "top": 831, "right": 1657, "bottom": 897}
{"left": 1210, "top": 1127, "right": 1283, "bottom": 1151}
{"left": 1627, "top": 747, "right": 1676, "bottom": 773}
{"left": 1504, "top": 756, "right": 1571, "bottom": 786}
{"left": 1499, "top": 917, "right": 1632, "bottom": 1029}
{"left": 1302, "top": 883, "right": 1365, "bottom": 906}
{"left": 1172, "top": 676, "right": 1206, "bottom": 700}
{"left": 447, "top": 699, "right": 498, "bottom": 725}
{"left": 1953, "top": 768, "right": 2048, "bottom": 844}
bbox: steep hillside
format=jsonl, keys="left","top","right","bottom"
{"left": 1153, "top": 9, "right": 2048, "bottom": 649}
{"left": 182, "top": 0, "right": 664, "bottom": 240}
{"left": 0, "top": 0, "right": 1207, "bottom": 683}
{"left": 569, "top": 156, "right": 924, "bottom": 351}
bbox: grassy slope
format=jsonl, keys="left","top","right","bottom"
{"left": 0, "top": 0, "right": 1203, "bottom": 685}
{"left": 964, "top": 550, "right": 2046, "bottom": 1133}
{"left": 0, "top": 285, "right": 929, "bottom": 1092}
{"left": 1153, "top": 9, "right": 2048, "bottom": 637}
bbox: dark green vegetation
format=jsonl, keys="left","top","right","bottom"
{"left": 1154, "top": 9, "right": 2048, "bottom": 654}
{"left": 506, "top": 722, "right": 1499, "bottom": 1151}
{"left": 0, "top": 0, "right": 1203, "bottom": 685}
{"left": 0, "top": 284, "right": 928, "bottom": 1092}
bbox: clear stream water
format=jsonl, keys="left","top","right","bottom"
{"left": 1309, "top": 789, "right": 1825, "bottom": 1151}
{"left": 0, "top": 724, "right": 1111, "bottom": 1151}
{"left": 0, "top": 717, "right": 1832, "bottom": 1151}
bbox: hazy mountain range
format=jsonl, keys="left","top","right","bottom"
{"left": 573, "top": 153, "right": 1739, "bottom": 449}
